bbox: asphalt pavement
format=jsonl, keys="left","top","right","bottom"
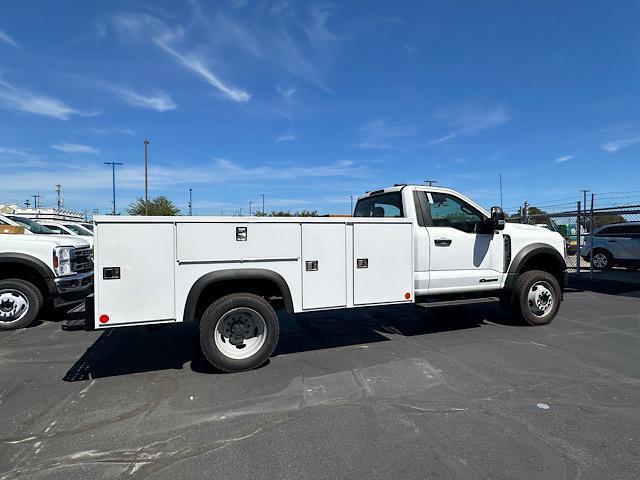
{"left": 1, "top": 287, "right": 639, "bottom": 479}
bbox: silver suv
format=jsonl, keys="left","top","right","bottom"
{"left": 580, "top": 222, "right": 640, "bottom": 271}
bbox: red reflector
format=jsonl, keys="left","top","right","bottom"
{"left": 99, "top": 314, "right": 109, "bottom": 324}
{"left": 405, "top": 292, "right": 411, "bottom": 299}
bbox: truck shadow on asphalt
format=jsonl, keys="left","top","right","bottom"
{"left": 63, "top": 304, "right": 517, "bottom": 381}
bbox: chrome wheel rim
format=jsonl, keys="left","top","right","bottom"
{"left": 527, "top": 281, "right": 554, "bottom": 318}
{"left": 214, "top": 307, "right": 267, "bottom": 360}
{"left": 592, "top": 253, "right": 608, "bottom": 269}
{"left": 0, "top": 289, "right": 30, "bottom": 323}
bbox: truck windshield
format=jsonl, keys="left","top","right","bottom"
{"left": 354, "top": 192, "right": 404, "bottom": 217}
{"left": 6, "top": 216, "right": 56, "bottom": 234}
{"left": 65, "top": 224, "right": 92, "bottom": 236}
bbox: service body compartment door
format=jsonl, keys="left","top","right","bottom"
{"left": 302, "top": 224, "right": 346, "bottom": 309}
{"left": 353, "top": 223, "right": 413, "bottom": 305}
{"left": 96, "top": 223, "right": 175, "bottom": 325}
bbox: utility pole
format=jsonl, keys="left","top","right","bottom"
{"left": 249, "top": 200, "right": 253, "bottom": 216}
{"left": 32, "top": 194, "right": 40, "bottom": 210}
{"left": 499, "top": 174, "right": 503, "bottom": 209}
{"left": 188, "top": 188, "right": 193, "bottom": 216}
{"left": 424, "top": 180, "right": 438, "bottom": 186}
{"left": 54, "top": 184, "right": 62, "bottom": 212}
{"left": 579, "top": 190, "right": 589, "bottom": 230}
{"left": 104, "top": 162, "right": 124, "bottom": 215}
{"left": 144, "top": 139, "right": 150, "bottom": 215}
{"left": 350, "top": 195, "right": 353, "bottom": 214}
{"left": 261, "top": 194, "right": 265, "bottom": 214}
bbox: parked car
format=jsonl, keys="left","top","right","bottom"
{"left": 29, "top": 220, "right": 94, "bottom": 247}
{"left": 0, "top": 215, "right": 93, "bottom": 329}
{"left": 580, "top": 222, "right": 640, "bottom": 270}
{"left": 84, "top": 184, "right": 566, "bottom": 372}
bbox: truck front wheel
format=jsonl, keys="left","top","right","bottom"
{"left": 511, "top": 270, "right": 561, "bottom": 326}
{"left": 0, "top": 279, "right": 43, "bottom": 330}
{"left": 199, "top": 293, "right": 280, "bottom": 372}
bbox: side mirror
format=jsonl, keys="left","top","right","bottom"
{"left": 491, "top": 206, "right": 505, "bottom": 231}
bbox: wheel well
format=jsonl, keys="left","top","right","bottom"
{"left": 192, "top": 278, "right": 286, "bottom": 324}
{"left": 519, "top": 253, "right": 565, "bottom": 289}
{"left": 0, "top": 262, "right": 50, "bottom": 299}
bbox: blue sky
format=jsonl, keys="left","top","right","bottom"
{"left": 0, "top": 0, "right": 639, "bottom": 215}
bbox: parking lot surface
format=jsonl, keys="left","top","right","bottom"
{"left": 1, "top": 288, "right": 639, "bottom": 479}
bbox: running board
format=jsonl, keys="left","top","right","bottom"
{"left": 415, "top": 297, "right": 500, "bottom": 309}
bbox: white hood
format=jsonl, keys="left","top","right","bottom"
{"left": 2, "top": 233, "right": 91, "bottom": 248}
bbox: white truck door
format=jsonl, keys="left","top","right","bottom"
{"left": 426, "top": 192, "right": 503, "bottom": 293}
{"left": 95, "top": 223, "right": 175, "bottom": 326}
{"left": 302, "top": 223, "right": 346, "bottom": 309}
{"left": 353, "top": 223, "right": 413, "bottom": 305}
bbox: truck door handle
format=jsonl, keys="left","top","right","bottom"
{"left": 434, "top": 239, "right": 452, "bottom": 247}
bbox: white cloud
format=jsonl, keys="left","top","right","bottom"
{"left": 109, "top": 13, "right": 250, "bottom": 103}
{"left": 355, "top": 118, "right": 420, "bottom": 149}
{"left": 0, "top": 29, "right": 19, "bottom": 48}
{"left": 275, "top": 133, "right": 296, "bottom": 142}
{"left": 0, "top": 147, "right": 30, "bottom": 157}
{"left": 601, "top": 136, "right": 640, "bottom": 153}
{"left": 432, "top": 104, "right": 509, "bottom": 144}
{"left": 554, "top": 154, "right": 574, "bottom": 163}
{"left": 277, "top": 84, "right": 297, "bottom": 102}
{"left": 52, "top": 143, "right": 100, "bottom": 154}
{"left": 100, "top": 84, "right": 176, "bottom": 111}
{"left": 0, "top": 78, "right": 99, "bottom": 120}
{"left": 429, "top": 132, "right": 458, "bottom": 145}
{"left": 90, "top": 127, "right": 135, "bottom": 136}
{"left": 155, "top": 40, "right": 250, "bottom": 102}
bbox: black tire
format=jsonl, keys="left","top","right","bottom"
{"left": 199, "top": 293, "right": 279, "bottom": 372}
{"left": 0, "top": 278, "right": 44, "bottom": 330}
{"left": 511, "top": 270, "right": 561, "bottom": 326}
{"left": 591, "top": 249, "right": 613, "bottom": 271}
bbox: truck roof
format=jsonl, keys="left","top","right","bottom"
{"left": 359, "top": 184, "right": 460, "bottom": 199}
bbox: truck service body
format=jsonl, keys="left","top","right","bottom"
{"left": 90, "top": 185, "right": 566, "bottom": 372}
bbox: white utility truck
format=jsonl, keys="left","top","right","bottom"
{"left": 87, "top": 184, "right": 566, "bottom": 372}
{"left": 0, "top": 214, "right": 93, "bottom": 329}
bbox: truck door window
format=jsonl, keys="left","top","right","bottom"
{"left": 428, "top": 193, "right": 486, "bottom": 233}
{"left": 354, "top": 192, "right": 404, "bottom": 217}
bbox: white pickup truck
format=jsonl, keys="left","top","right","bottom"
{"left": 87, "top": 184, "right": 566, "bottom": 372}
{"left": 0, "top": 214, "right": 93, "bottom": 329}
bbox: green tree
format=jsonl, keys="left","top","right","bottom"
{"left": 127, "top": 196, "right": 181, "bottom": 216}
{"left": 253, "top": 210, "right": 319, "bottom": 217}
{"left": 589, "top": 214, "right": 626, "bottom": 229}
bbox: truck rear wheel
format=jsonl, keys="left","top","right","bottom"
{"left": 512, "top": 270, "right": 561, "bottom": 326}
{"left": 0, "top": 279, "right": 43, "bottom": 330}
{"left": 199, "top": 293, "right": 280, "bottom": 372}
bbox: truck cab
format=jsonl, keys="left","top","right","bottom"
{"left": 354, "top": 184, "right": 566, "bottom": 298}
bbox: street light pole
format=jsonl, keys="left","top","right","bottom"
{"left": 104, "top": 162, "right": 124, "bottom": 215}
{"left": 188, "top": 188, "right": 193, "bottom": 216}
{"left": 261, "top": 194, "right": 265, "bottom": 214}
{"left": 249, "top": 200, "right": 253, "bottom": 216}
{"left": 144, "top": 139, "right": 150, "bottom": 215}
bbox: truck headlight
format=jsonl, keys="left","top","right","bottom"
{"left": 53, "top": 246, "right": 76, "bottom": 276}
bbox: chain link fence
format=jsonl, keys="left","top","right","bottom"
{"left": 506, "top": 195, "right": 640, "bottom": 280}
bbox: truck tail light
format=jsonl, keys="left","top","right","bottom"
{"left": 99, "top": 314, "right": 109, "bottom": 324}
